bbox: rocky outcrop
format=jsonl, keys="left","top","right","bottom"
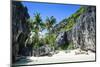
{"left": 56, "top": 32, "right": 69, "bottom": 47}
{"left": 72, "top": 6, "right": 96, "bottom": 52}
{"left": 33, "top": 45, "right": 53, "bottom": 57}
{"left": 56, "top": 6, "right": 96, "bottom": 52}
{"left": 12, "top": 1, "right": 30, "bottom": 63}
{"left": 56, "top": 32, "right": 65, "bottom": 46}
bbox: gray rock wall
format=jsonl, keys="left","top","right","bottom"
{"left": 12, "top": 1, "right": 30, "bottom": 63}
{"left": 56, "top": 6, "right": 96, "bottom": 52}
{"left": 72, "top": 6, "right": 96, "bottom": 52}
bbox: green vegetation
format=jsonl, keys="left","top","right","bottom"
{"left": 26, "top": 6, "right": 85, "bottom": 50}
{"left": 57, "top": 7, "right": 85, "bottom": 32}
{"left": 27, "top": 13, "right": 57, "bottom": 48}
{"left": 12, "top": 2, "right": 91, "bottom": 64}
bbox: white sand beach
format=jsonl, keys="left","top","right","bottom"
{"left": 15, "top": 49, "right": 95, "bottom": 65}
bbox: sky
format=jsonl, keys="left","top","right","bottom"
{"left": 21, "top": 2, "right": 81, "bottom": 37}
{"left": 22, "top": 2, "right": 81, "bottom": 23}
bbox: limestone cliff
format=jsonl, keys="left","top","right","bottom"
{"left": 56, "top": 6, "right": 96, "bottom": 52}
{"left": 12, "top": 1, "right": 30, "bottom": 63}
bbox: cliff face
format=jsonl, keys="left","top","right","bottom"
{"left": 56, "top": 6, "right": 96, "bottom": 52}
{"left": 72, "top": 6, "right": 96, "bottom": 52}
{"left": 12, "top": 1, "right": 30, "bottom": 63}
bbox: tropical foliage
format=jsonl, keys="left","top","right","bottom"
{"left": 26, "top": 6, "right": 85, "bottom": 50}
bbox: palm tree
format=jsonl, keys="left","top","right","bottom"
{"left": 46, "top": 16, "right": 56, "bottom": 34}
{"left": 33, "top": 12, "right": 43, "bottom": 47}
{"left": 45, "top": 16, "right": 56, "bottom": 47}
{"left": 28, "top": 12, "right": 45, "bottom": 48}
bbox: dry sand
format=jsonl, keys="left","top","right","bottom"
{"left": 15, "top": 49, "right": 95, "bottom": 65}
